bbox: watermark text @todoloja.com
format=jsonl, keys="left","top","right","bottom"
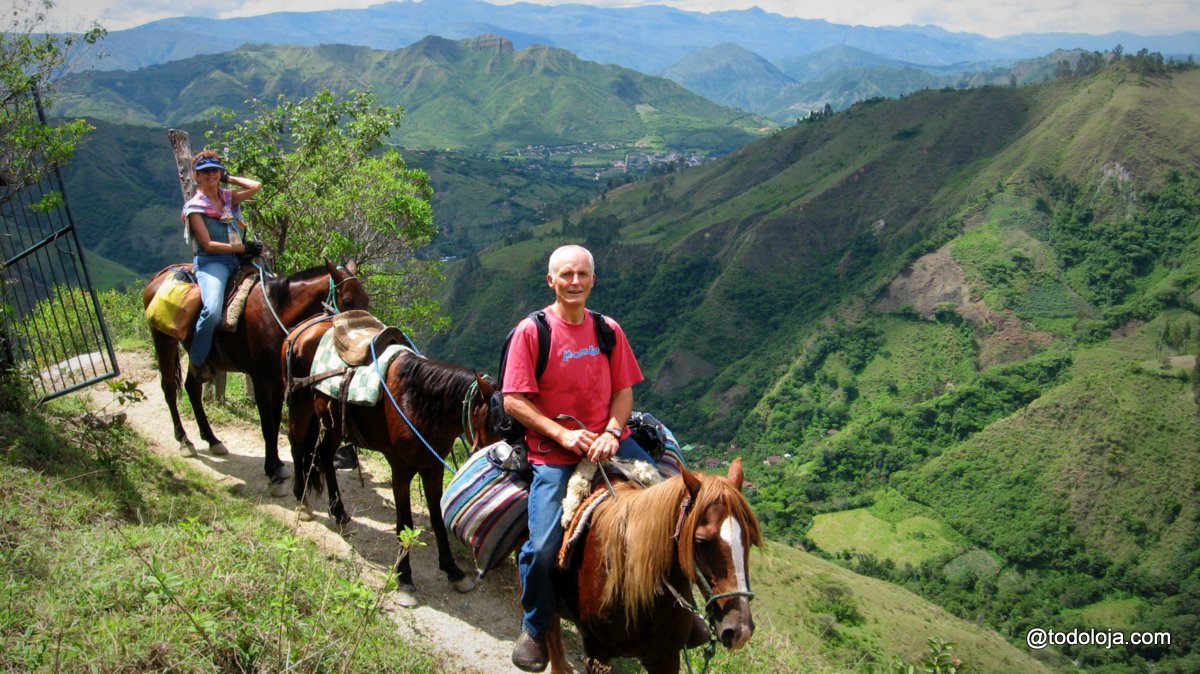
{"left": 1026, "top": 628, "right": 1171, "bottom": 650}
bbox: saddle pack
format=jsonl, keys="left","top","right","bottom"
{"left": 487, "top": 309, "right": 616, "bottom": 481}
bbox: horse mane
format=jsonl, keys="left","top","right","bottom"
{"left": 263, "top": 264, "right": 332, "bottom": 306}
{"left": 394, "top": 356, "right": 478, "bottom": 439}
{"left": 592, "top": 470, "right": 763, "bottom": 626}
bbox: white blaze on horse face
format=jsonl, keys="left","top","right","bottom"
{"left": 719, "top": 516, "right": 749, "bottom": 592}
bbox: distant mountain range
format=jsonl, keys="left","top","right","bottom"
{"left": 92, "top": 0, "right": 1200, "bottom": 76}
{"left": 662, "top": 43, "right": 1084, "bottom": 122}
{"left": 57, "top": 35, "right": 765, "bottom": 153}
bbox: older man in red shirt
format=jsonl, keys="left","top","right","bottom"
{"left": 503, "top": 244, "right": 657, "bottom": 671}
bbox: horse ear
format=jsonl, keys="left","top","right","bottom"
{"left": 727, "top": 457, "right": 745, "bottom": 492}
{"left": 325, "top": 260, "right": 337, "bottom": 276}
{"left": 681, "top": 465, "right": 702, "bottom": 499}
{"left": 345, "top": 259, "right": 358, "bottom": 276}
{"left": 474, "top": 370, "right": 494, "bottom": 398}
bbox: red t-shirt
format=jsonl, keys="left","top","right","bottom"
{"left": 502, "top": 307, "right": 643, "bottom": 465}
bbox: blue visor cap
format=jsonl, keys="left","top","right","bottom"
{"left": 193, "top": 156, "right": 225, "bottom": 172}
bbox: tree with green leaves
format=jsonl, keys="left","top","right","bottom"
{"left": 1, "top": 0, "right": 105, "bottom": 205}
{"left": 207, "top": 90, "right": 444, "bottom": 332}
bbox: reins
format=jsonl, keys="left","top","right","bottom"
{"left": 255, "top": 260, "right": 288, "bottom": 333}
{"left": 369, "top": 335, "right": 478, "bottom": 472}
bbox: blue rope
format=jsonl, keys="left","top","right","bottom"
{"left": 369, "top": 333, "right": 453, "bottom": 472}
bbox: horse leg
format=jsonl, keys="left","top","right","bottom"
{"left": 287, "top": 393, "right": 320, "bottom": 521}
{"left": 638, "top": 655, "right": 681, "bottom": 674}
{"left": 391, "top": 465, "right": 421, "bottom": 607}
{"left": 546, "top": 616, "right": 571, "bottom": 674}
{"left": 254, "top": 373, "right": 290, "bottom": 493}
{"left": 181, "top": 360, "right": 227, "bottom": 457}
{"left": 419, "top": 465, "right": 472, "bottom": 592}
{"left": 151, "top": 331, "right": 194, "bottom": 456}
{"left": 318, "top": 428, "right": 349, "bottom": 527}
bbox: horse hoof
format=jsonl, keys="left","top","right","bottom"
{"left": 394, "top": 585, "right": 419, "bottom": 608}
{"left": 179, "top": 439, "right": 197, "bottom": 457}
{"left": 296, "top": 504, "right": 315, "bottom": 522}
{"left": 269, "top": 465, "right": 293, "bottom": 482}
{"left": 208, "top": 441, "right": 229, "bottom": 456}
{"left": 451, "top": 576, "right": 477, "bottom": 593}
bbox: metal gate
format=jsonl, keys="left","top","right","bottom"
{"left": 1, "top": 89, "right": 118, "bottom": 403}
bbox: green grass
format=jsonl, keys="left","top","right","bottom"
{"left": 1066, "top": 598, "right": 1145, "bottom": 631}
{"left": 0, "top": 388, "right": 437, "bottom": 672}
{"left": 712, "top": 542, "right": 1058, "bottom": 673}
{"left": 808, "top": 509, "right": 966, "bottom": 567}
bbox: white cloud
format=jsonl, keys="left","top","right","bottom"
{"left": 35, "top": 0, "right": 1200, "bottom": 36}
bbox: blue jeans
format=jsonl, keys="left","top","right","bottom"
{"left": 190, "top": 253, "right": 239, "bottom": 367}
{"left": 519, "top": 436, "right": 655, "bottom": 639}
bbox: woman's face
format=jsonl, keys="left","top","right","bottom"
{"left": 195, "top": 166, "right": 221, "bottom": 187}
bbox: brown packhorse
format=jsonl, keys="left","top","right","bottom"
{"left": 281, "top": 316, "right": 498, "bottom": 605}
{"left": 142, "top": 260, "right": 367, "bottom": 489}
{"left": 547, "top": 458, "right": 762, "bottom": 674}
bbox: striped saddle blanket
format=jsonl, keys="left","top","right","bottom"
{"left": 442, "top": 430, "right": 687, "bottom": 578}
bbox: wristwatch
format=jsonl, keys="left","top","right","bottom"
{"left": 605, "top": 426, "right": 622, "bottom": 439}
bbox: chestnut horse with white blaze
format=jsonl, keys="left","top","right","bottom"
{"left": 546, "top": 458, "right": 762, "bottom": 674}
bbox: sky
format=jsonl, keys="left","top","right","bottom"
{"left": 33, "top": 0, "right": 1200, "bottom": 38}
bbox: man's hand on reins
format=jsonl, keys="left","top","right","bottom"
{"left": 586, "top": 430, "right": 620, "bottom": 463}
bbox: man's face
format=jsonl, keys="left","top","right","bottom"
{"left": 547, "top": 250, "right": 594, "bottom": 310}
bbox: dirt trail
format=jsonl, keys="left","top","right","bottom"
{"left": 108, "top": 349, "right": 561, "bottom": 674}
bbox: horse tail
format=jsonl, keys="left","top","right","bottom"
{"left": 545, "top": 615, "right": 570, "bottom": 674}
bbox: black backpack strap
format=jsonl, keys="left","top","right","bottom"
{"left": 499, "top": 311, "right": 553, "bottom": 385}
{"left": 589, "top": 309, "right": 617, "bottom": 357}
{"left": 532, "top": 310, "right": 551, "bottom": 381}
{"left": 501, "top": 309, "right": 613, "bottom": 385}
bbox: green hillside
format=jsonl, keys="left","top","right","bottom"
{"left": 430, "top": 63, "right": 1200, "bottom": 669}
{"left": 60, "top": 122, "right": 615, "bottom": 276}
{"left": 57, "top": 36, "right": 767, "bottom": 154}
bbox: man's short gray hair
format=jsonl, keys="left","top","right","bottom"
{"left": 548, "top": 244, "right": 595, "bottom": 275}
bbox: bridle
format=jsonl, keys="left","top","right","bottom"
{"left": 667, "top": 491, "right": 756, "bottom": 673}
{"left": 324, "top": 267, "right": 360, "bottom": 314}
{"left": 459, "top": 378, "right": 493, "bottom": 455}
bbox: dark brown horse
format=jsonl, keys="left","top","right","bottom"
{"left": 142, "top": 261, "right": 367, "bottom": 490}
{"left": 547, "top": 458, "right": 762, "bottom": 674}
{"left": 281, "top": 317, "right": 497, "bottom": 605}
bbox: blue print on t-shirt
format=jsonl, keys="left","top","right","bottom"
{"left": 562, "top": 345, "right": 601, "bottom": 363}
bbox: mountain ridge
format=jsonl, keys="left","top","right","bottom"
{"left": 91, "top": 0, "right": 1200, "bottom": 75}
{"left": 57, "top": 36, "right": 766, "bottom": 153}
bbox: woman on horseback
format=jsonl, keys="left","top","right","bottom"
{"left": 182, "top": 150, "right": 262, "bottom": 382}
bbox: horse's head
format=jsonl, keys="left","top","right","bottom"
{"left": 467, "top": 372, "right": 501, "bottom": 451}
{"left": 327, "top": 260, "right": 368, "bottom": 313}
{"left": 679, "top": 458, "right": 762, "bottom": 651}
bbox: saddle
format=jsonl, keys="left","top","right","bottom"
{"left": 219, "top": 265, "right": 260, "bottom": 332}
{"left": 557, "top": 458, "right": 663, "bottom": 570}
{"left": 330, "top": 310, "right": 407, "bottom": 366}
{"left": 161, "top": 263, "right": 261, "bottom": 334}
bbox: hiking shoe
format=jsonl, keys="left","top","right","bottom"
{"left": 511, "top": 630, "right": 548, "bottom": 672}
{"left": 686, "top": 613, "right": 711, "bottom": 648}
